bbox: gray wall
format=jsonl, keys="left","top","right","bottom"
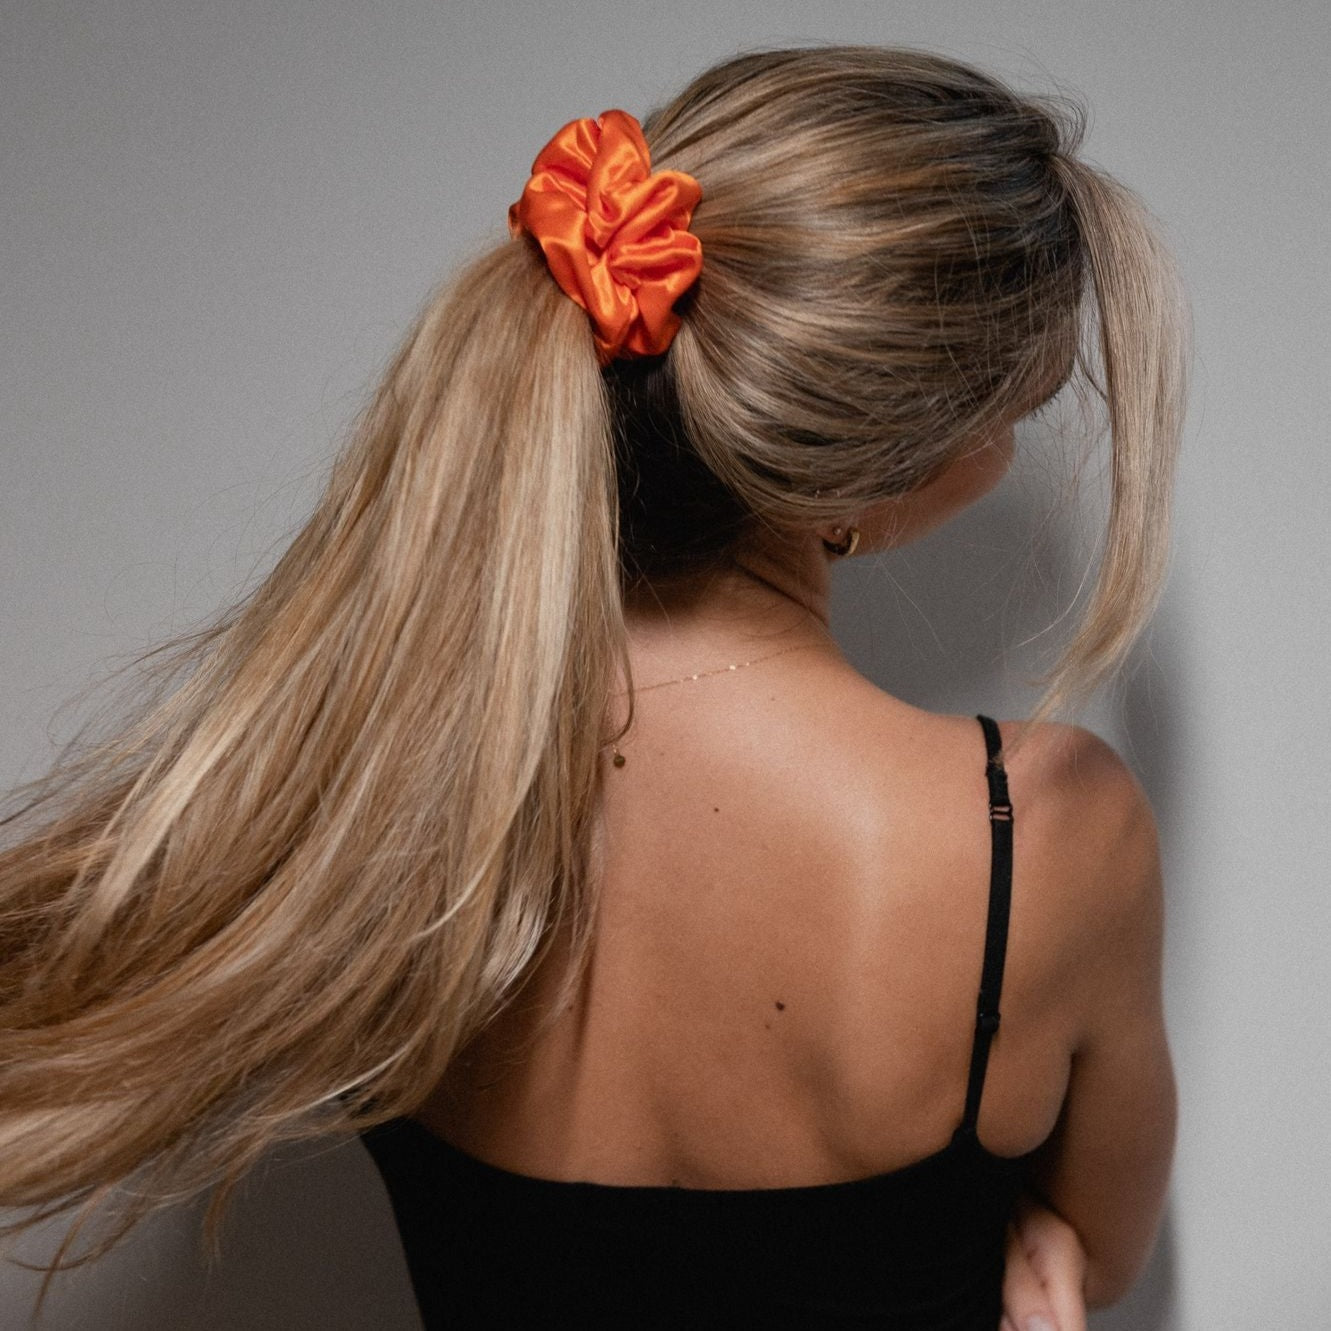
{"left": 3, "top": 2, "right": 1328, "bottom": 1326}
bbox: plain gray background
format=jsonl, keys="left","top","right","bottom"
{"left": 3, "top": 1, "right": 1328, "bottom": 1327}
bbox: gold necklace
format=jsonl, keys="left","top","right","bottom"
{"left": 606, "top": 640, "right": 818, "bottom": 767}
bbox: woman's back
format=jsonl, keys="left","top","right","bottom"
{"left": 415, "top": 629, "right": 1084, "bottom": 1189}
{"left": 363, "top": 600, "right": 1161, "bottom": 1324}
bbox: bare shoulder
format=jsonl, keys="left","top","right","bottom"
{"left": 1001, "top": 719, "right": 1160, "bottom": 890}
{"left": 1003, "top": 719, "right": 1148, "bottom": 806}
{"left": 808, "top": 686, "right": 1158, "bottom": 889}
{"left": 995, "top": 719, "right": 1165, "bottom": 1030}
{"left": 874, "top": 708, "right": 1161, "bottom": 914}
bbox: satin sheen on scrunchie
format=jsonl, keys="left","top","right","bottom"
{"left": 508, "top": 110, "right": 703, "bottom": 364}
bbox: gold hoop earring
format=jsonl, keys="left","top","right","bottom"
{"left": 822, "top": 525, "right": 861, "bottom": 558}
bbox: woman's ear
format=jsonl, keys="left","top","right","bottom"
{"left": 820, "top": 525, "right": 862, "bottom": 558}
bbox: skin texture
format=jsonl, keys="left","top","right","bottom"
{"left": 416, "top": 423, "right": 1174, "bottom": 1321}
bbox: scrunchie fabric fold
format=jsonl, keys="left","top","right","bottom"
{"left": 508, "top": 110, "right": 703, "bottom": 364}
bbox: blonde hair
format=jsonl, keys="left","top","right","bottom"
{"left": 0, "top": 44, "right": 1188, "bottom": 1296}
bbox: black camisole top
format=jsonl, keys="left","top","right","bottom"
{"left": 362, "top": 715, "right": 1026, "bottom": 1328}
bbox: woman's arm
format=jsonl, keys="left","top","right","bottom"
{"left": 1017, "top": 726, "right": 1177, "bottom": 1307}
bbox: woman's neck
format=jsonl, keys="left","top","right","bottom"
{"left": 620, "top": 532, "right": 837, "bottom": 687}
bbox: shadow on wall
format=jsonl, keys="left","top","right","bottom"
{"left": 830, "top": 428, "right": 1096, "bottom": 722}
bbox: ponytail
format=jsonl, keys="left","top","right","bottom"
{"left": 0, "top": 238, "right": 623, "bottom": 1286}
{"left": 1024, "top": 159, "right": 1191, "bottom": 733}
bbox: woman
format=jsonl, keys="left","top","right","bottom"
{"left": 1, "top": 45, "right": 1185, "bottom": 1329}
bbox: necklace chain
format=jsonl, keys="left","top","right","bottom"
{"left": 617, "top": 640, "right": 816, "bottom": 695}
{"left": 607, "top": 641, "right": 819, "bottom": 766}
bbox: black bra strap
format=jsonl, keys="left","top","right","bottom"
{"left": 958, "top": 714, "right": 1014, "bottom": 1136}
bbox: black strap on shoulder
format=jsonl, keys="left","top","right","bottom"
{"left": 958, "top": 714, "right": 1014, "bottom": 1137}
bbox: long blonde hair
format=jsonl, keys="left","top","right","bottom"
{"left": 0, "top": 45, "right": 1188, "bottom": 1290}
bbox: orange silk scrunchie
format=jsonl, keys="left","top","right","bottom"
{"left": 508, "top": 109, "right": 703, "bottom": 364}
